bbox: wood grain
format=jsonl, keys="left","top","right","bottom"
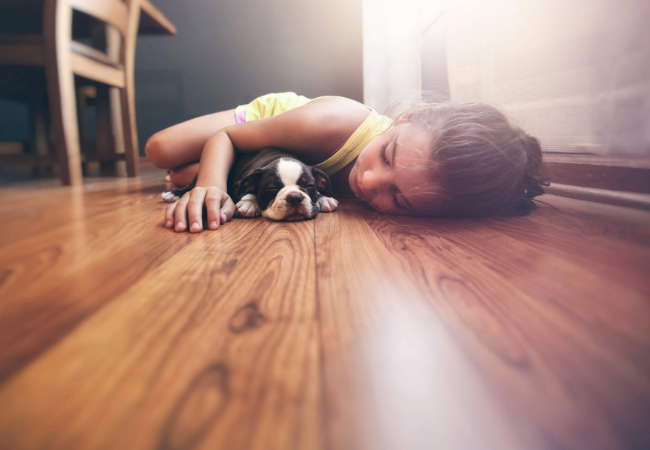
{"left": 361, "top": 203, "right": 650, "bottom": 450}
{"left": 314, "top": 200, "right": 526, "bottom": 450}
{"left": 0, "top": 171, "right": 159, "bottom": 248}
{"left": 0, "top": 212, "right": 322, "bottom": 450}
{"left": 0, "top": 167, "right": 649, "bottom": 449}
{"left": 0, "top": 175, "right": 194, "bottom": 383}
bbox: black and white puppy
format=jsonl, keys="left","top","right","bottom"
{"left": 161, "top": 148, "right": 338, "bottom": 221}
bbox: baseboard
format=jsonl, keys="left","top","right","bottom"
{"left": 545, "top": 183, "right": 650, "bottom": 211}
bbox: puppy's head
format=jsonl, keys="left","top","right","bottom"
{"left": 237, "top": 158, "right": 331, "bottom": 221}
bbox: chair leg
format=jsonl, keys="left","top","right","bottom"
{"left": 109, "top": 87, "right": 127, "bottom": 176}
{"left": 96, "top": 85, "right": 118, "bottom": 176}
{"left": 120, "top": 81, "right": 139, "bottom": 177}
{"left": 121, "top": 0, "right": 142, "bottom": 178}
{"left": 104, "top": 25, "right": 126, "bottom": 176}
{"left": 29, "top": 94, "right": 51, "bottom": 178}
{"left": 43, "top": 0, "right": 83, "bottom": 186}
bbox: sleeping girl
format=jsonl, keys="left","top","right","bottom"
{"left": 145, "top": 92, "right": 548, "bottom": 232}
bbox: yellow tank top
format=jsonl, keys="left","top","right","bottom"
{"left": 234, "top": 92, "right": 394, "bottom": 176}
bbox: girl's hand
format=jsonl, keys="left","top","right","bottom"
{"left": 164, "top": 186, "right": 236, "bottom": 232}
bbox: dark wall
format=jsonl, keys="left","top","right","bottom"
{"left": 0, "top": 0, "right": 363, "bottom": 155}
{"left": 134, "top": 0, "right": 363, "bottom": 153}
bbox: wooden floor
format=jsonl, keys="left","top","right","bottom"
{"left": 0, "top": 166, "right": 649, "bottom": 450}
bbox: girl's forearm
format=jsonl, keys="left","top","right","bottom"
{"left": 195, "top": 130, "right": 236, "bottom": 191}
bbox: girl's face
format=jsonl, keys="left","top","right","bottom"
{"left": 348, "top": 123, "right": 442, "bottom": 215}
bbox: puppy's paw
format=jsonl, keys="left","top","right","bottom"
{"left": 162, "top": 191, "right": 180, "bottom": 203}
{"left": 236, "top": 197, "right": 261, "bottom": 218}
{"left": 317, "top": 196, "right": 339, "bottom": 212}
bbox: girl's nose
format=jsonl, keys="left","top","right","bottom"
{"left": 361, "top": 169, "right": 383, "bottom": 196}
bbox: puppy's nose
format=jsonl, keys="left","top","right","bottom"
{"left": 286, "top": 193, "right": 303, "bottom": 206}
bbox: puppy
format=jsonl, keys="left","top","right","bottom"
{"left": 162, "top": 148, "right": 339, "bottom": 221}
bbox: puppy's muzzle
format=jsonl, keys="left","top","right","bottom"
{"left": 286, "top": 193, "right": 304, "bottom": 206}
{"left": 264, "top": 188, "right": 314, "bottom": 221}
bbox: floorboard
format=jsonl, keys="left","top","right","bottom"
{"left": 0, "top": 167, "right": 648, "bottom": 450}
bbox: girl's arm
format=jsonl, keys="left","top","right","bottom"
{"left": 195, "top": 131, "right": 236, "bottom": 190}
{"left": 166, "top": 97, "right": 371, "bottom": 232}
{"left": 163, "top": 131, "right": 238, "bottom": 233}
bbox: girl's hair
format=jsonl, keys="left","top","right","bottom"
{"left": 385, "top": 92, "right": 549, "bottom": 218}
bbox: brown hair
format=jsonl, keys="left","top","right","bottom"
{"left": 385, "top": 93, "right": 549, "bottom": 217}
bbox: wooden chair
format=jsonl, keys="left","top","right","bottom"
{"left": 0, "top": 0, "right": 141, "bottom": 185}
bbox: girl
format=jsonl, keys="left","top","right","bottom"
{"left": 146, "top": 92, "right": 548, "bottom": 233}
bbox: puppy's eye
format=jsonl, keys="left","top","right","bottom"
{"left": 266, "top": 186, "right": 280, "bottom": 192}
{"left": 305, "top": 184, "right": 316, "bottom": 189}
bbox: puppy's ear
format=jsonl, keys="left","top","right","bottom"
{"left": 311, "top": 168, "right": 332, "bottom": 195}
{"left": 237, "top": 169, "right": 263, "bottom": 198}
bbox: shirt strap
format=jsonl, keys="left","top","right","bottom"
{"left": 314, "top": 108, "right": 394, "bottom": 176}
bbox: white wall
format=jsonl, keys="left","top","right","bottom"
{"left": 362, "top": 0, "right": 445, "bottom": 114}
{"left": 363, "top": 0, "right": 650, "bottom": 156}
{"left": 446, "top": 0, "right": 650, "bottom": 156}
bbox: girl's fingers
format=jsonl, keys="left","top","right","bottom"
{"left": 174, "top": 193, "right": 190, "bottom": 232}
{"left": 221, "top": 197, "right": 236, "bottom": 224}
{"left": 187, "top": 189, "right": 207, "bottom": 233}
{"left": 168, "top": 187, "right": 233, "bottom": 233}
{"left": 164, "top": 202, "right": 177, "bottom": 228}
{"left": 205, "top": 187, "right": 222, "bottom": 230}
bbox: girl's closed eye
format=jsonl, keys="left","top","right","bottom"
{"left": 390, "top": 186, "right": 402, "bottom": 209}
{"left": 380, "top": 139, "right": 402, "bottom": 208}
{"left": 380, "top": 141, "right": 390, "bottom": 166}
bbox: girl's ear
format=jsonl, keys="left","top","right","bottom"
{"left": 237, "top": 169, "right": 263, "bottom": 198}
{"left": 394, "top": 112, "right": 414, "bottom": 126}
{"left": 311, "top": 168, "right": 332, "bottom": 195}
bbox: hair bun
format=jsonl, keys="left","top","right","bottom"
{"left": 520, "top": 135, "right": 550, "bottom": 207}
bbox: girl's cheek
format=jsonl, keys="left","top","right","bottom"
{"left": 370, "top": 196, "right": 389, "bottom": 213}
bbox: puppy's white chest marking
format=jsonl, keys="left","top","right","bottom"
{"left": 277, "top": 159, "right": 302, "bottom": 187}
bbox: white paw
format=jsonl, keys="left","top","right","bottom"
{"left": 162, "top": 191, "right": 180, "bottom": 203}
{"left": 236, "top": 198, "right": 261, "bottom": 218}
{"left": 317, "top": 196, "right": 338, "bottom": 212}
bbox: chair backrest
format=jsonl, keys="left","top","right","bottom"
{"left": 70, "top": 0, "right": 129, "bottom": 38}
